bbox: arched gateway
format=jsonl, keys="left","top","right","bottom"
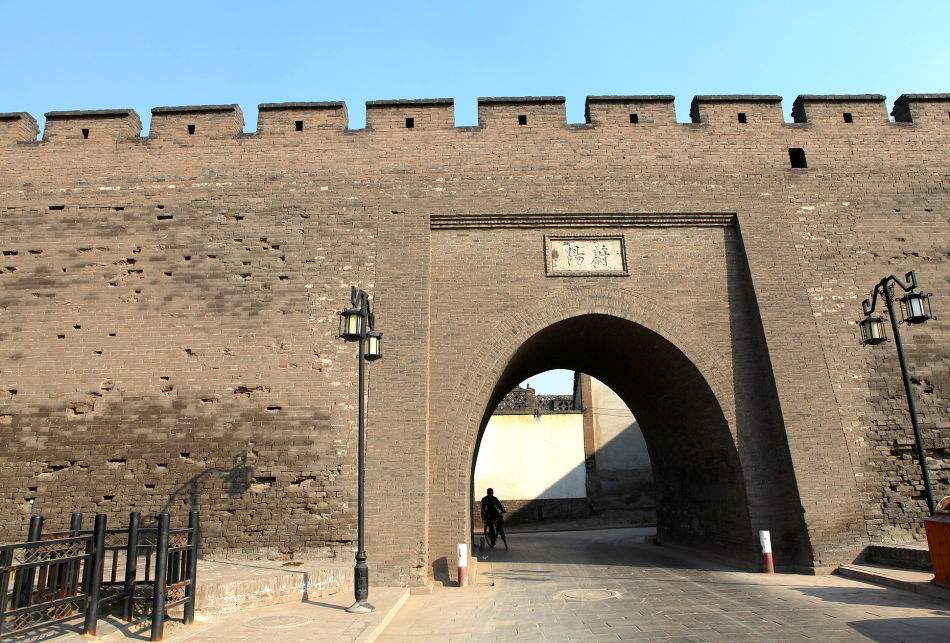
{"left": 427, "top": 275, "right": 812, "bottom": 580}
{"left": 1, "top": 94, "right": 946, "bottom": 588}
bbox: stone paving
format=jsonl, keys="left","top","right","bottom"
{"left": 380, "top": 528, "right": 950, "bottom": 642}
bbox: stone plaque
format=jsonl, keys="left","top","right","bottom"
{"left": 544, "top": 235, "right": 628, "bottom": 277}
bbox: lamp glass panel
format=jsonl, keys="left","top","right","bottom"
{"left": 347, "top": 312, "right": 363, "bottom": 336}
{"left": 364, "top": 334, "right": 381, "bottom": 359}
{"left": 870, "top": 319, "right": 884, "bottom": 339}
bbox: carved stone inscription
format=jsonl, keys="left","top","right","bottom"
{"left": 544, "top": 235, "right": 628, "bottom": 276}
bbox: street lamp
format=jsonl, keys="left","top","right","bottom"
{"left": 338, "top": 286, "right": 383, "bottom": 613}
{"left": 857, "top": 270, "right": 937, "bottom": 515}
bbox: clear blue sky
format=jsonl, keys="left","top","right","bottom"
{"left": 3, "top": 1, "right": 948, "bottom": 131}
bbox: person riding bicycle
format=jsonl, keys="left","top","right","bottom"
{"left": 480, "top": 488, "right": 508, "bottom": 550}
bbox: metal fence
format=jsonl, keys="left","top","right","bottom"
{"left": 0, "top": 510, "right": 199, "bottom": 642}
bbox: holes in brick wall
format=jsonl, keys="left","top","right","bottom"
{"left": 108, "top": 332, "right": 116, "bottom": 337}
{"left": 737, "top": 113, "right": 747, "bottom": 124}
{"left": 843, "top": 112, "right": 853, "bottom": 123}
{"left": 295, "top": 120, "right": 304, "bottom": 131}
{"left": 788, "top": 147, "right": 807, "bottom": 168}
{"left": 73, "top": 324, "right": 81, "bottom": 329}
{"left": 187, "top": 124, "right": 196, "bottom": 135}
{"left": 163, "top": 270, "right": 173, "bottom": 276}
{"left": 81, "top": 128, "right": 89, "bottom": 139}
{"left": 48, "top": 205, "right": 65, "bottom": 211}
{"left": 102, "top": 495, "right": 114, "bottom": 501}
{"left": 107, "top": 458, "right": 127, "bottom": 465}
{"left": 57, "top": 334, "right": 65, "bottom": 340}
{"left": 518, "top": 114, "right": 527, "bottom": 125}
{"left": 278, "top": 275, "right": 289, "bottom": 280}
{"left": 629, "top": 113, "right": 639, "bottom": 124}
{"left": 113, "top": 206, "right": 125, "bottom": 211}
{"left": 180, "top": 451, "right": 191, "bottom": 459}
{"left": 145, "top": 483, "right": 155, "bottom": 490}
{"left": 156, "top": 213, "right": 173, "bottom": 221}
{"left": 265, "top": 405, "right": 282, "bottom": 413}
{"left": 2, "top": 250, "right": 18, "bottom": 256}
{"left": 183, "top": 348, "right": 196, "bottom": 357}
{"left": 405, "top": 117, "right": 415, "bottom": 129}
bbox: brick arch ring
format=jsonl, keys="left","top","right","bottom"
{"left": 437, "top": 285, "right": 737, "bottom": 499}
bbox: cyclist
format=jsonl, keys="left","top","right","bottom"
{"left": 480, "top": 488, "right": 508, "bottom": 550}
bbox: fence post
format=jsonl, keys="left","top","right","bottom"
{"left": 0, "top": 548, "right": 13, "bottom": 638}
{"left": 15, "top": 515, "right": 44, "bottom": 608}
{"left": 183, "top": 510, "right": 199, "bottom": 625}
{"left": 123, "top": 512, "right": 141, "bottom": 622}
{"left": 67, "top": 513, "right": 83, "bottom": 597}
{"left": 82, "top": 514, "right": 107, "bottom": 636}
{"left": 150, "top": 512, "right": 170, "bottom": 642}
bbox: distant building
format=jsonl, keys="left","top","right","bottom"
{"left": 473, "top": 373, "right": 655, "bottom": 525}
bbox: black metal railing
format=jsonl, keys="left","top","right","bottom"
{"left": 0, "top": 510, "right": 199, "bottom": 642}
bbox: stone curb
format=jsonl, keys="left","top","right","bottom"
{"left": 837, "top": 564, "right": 950, "bottom": 603}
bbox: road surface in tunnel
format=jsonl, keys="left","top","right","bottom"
{"left": 381, "top": 528, "right": 950, "bottom": 641}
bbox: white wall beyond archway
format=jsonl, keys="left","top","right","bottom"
{"left": 473, "top": 413, "right": 587, "bottom": 500}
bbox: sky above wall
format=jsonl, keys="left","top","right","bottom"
{"left": 2, "top": 1, "right": 948, "bottom": 132}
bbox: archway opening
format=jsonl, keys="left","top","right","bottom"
{"left": 473, "top": 370, "right": 656, "bottom": 534}
{"left": 468, "top": 314, "right": 760, "bottom": 565}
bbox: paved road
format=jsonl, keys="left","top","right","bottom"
{"left": 381, "top": 528, "right": 950, "bottom": 642}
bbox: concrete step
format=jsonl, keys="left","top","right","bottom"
{"left": 837, "top": 563, "right": 949, "bottom": 603}
{"left": 195, "top": 559, "right": 353, "bottom": 614}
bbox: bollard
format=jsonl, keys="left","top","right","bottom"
{"left": 759, "top": 530, "right": 774, "bottom": 573}
{"left": 457, "top": 543, "right": 468, "bottom": 587}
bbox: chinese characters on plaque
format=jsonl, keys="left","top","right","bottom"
{"left": 544, "top": 236, "right": 628, "bottom": 276}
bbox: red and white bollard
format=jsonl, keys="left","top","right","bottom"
{"left": 759, "top": 530, "right": 774, "bottom": 573}
{"left": 457, "top": 543, "right": 468, "bottom": 587}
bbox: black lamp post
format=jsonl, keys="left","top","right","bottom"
{"left": 858, "top": 271, "right": 936, "bottom": 515}
{"left": 338, "top": 286, "right": 382, "bottom": 613}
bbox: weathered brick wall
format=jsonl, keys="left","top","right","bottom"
{"left": 0, "top": 92, "right": 947, "bottom": 583}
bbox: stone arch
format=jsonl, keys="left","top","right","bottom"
{"left": 427, "top": 286, "right": 810, "bottom": 579}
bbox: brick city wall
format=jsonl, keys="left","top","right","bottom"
{"left": 0, "top": 93, "right": 947, "bottom": 583}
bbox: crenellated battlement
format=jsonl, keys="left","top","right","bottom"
{"left": 43, "top": 108, "right": 141, "bottom": 143}
{"left": 0, "top": 112, "right": 38, "bottom": 143}
{"left": 1, "top": 93, "right": 948, "bottom": 145}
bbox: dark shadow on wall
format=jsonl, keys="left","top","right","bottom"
{"left": 726, "top": 225, "right": 814, "bottom": 567}
{"left": 161, "top": 450, "right": 254, "bottom": 514}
